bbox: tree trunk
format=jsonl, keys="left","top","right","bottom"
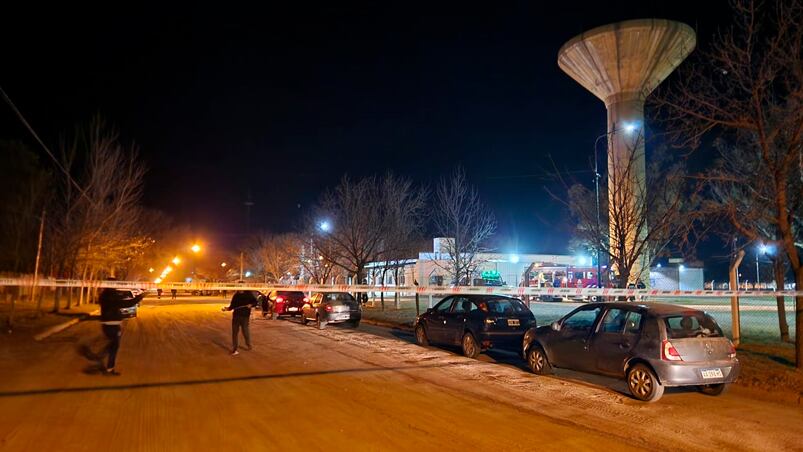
{"left": 380, "top": 267, "right": 387, "bottom": 311}
{"left": 394, "top": 267, "right": 400, "bottom": 309}
{"left": 52, "top": 287, "right": 61, "bottom": 314}
{"left": 773, "top": 257, "right": 790, "bottom": 343}
{"left": 66, "top": 286, "right": 73, "bottom": 310}
{"left": 795, "top": 267, "right": 803, "bottom": 370}
{"left": 6, "top": 290, "right": 15, "bottom": 333}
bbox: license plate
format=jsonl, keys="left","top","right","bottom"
{"left": 287, "top": 307, "right": 298, "bottom": 311}
{"left": 335, "top": 314, "right": 350, "bottom": 320}
{"left": 507, "top": 319, "right": 520, "bottom": 327}
{"left": 701, "top": 368, "right": 723, "bottom": 379}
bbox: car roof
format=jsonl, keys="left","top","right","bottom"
{"left": 583, "top": 301, "right": 705, "bottom": 316}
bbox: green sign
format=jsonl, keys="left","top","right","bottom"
{"left": 481, "top": 270, "right": 501, "bottom": 280}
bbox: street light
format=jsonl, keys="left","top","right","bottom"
{"left": 172, "top": 256, "right": 181, "bottom": 265}
{"left": 319, "top": 221, "right": 331, "bottom": 232}
{"left": 756, "top": 243, "right": 769, "bottom": 288}
{"left": 593, "top": 122, "right": 641, "bottom": 287}
{"left": 191, "top": 243, "right": 202, "bottom": 253}
{"left": 221, "top": 262, "right": 227, "bottom": 267}
{"left": 148, "top": 267, "right": 155, "bottom": 273}
{"left": 510, "top": 254, "right": 520, "bottom": 264}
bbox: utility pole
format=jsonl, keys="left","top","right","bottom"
{"left": 32, "top": 209, "right": 46, "bottom": 313}
{"left": 239, "top": 251, "right": 244, "bottom": 281}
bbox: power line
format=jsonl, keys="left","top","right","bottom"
{"left": 0, "top": 84, "right": 92, "bottom": 204}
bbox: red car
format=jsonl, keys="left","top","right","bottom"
{"left": 264, "top": 290, "right": 308, "bottom": 320}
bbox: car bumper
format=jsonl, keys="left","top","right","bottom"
{"left": 323, "top": 312, "right": 361, "bottom": 323}
{"left": 650, "top": 358, "right": 741, "bottom": 387}
{"left": 479, "top": 331, "right": 526, "bottom": 349}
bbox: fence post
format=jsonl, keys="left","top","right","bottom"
{"left": 729, "top": 250, "right": 745, "bottom": 347}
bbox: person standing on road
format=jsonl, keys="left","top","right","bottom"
{"left": 222, "top": 290, "right": 258, "bottom": 356}
{"left": 97, "top": 280, "right": 143, "bottom": 376}
{"left": 170, "top": 288, "right": 177, "bottom": 300}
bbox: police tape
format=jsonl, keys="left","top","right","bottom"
{"left": 0, "top": 277, "right": 800, "bottom": 298}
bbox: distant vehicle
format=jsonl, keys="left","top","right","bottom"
{"left": 116, "top": 290, "right": 142, "bottom": 318}
{"left": 265, "top": 290, "right": 307, "bottom": 320}
{"left": 300, "top": 292, "right": 361, "bottom": 329}
{"left": 522, "top": 302, "right": 740, "bottom": 402}
{"left": 414, "top": 295, "right": 536, "bottom": 359}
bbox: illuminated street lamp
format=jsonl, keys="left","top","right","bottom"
{"left": 221, "top": 262, "right": 227, "bottom": 267}
{"left": 191, "top": 243, "right": 202, "bottom": 253}
{"left": 509, "top": 254, "right": 520, "bottom": 264}
{"left": 319, "top": 221, "right": 331, "bottom": 232}
{"left": 172, "top": 256, "right": 181, "bottom": 265}
{"left": 148, "top": 267, "right": 155, "bottom": 273}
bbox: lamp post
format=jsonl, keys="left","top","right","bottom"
{"left": 593, "top": 123, "right": 640, "bottom": 288}
{"left": 756, "top": 244, "right": 768, "bottom": 288}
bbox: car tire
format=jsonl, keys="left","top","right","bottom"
{"left": 349, "top": 319, "right": 360, "bottom": 328}
{"left": 627, "top": 363, "right": 664, "bottom": 402}
{"left": 526, "top": 344, "right": 553, "bottom": 375}
{"left": 300, "top": 313, "right": 309, "bottom": 325}
{"left": 415, "top": 325, "right": 429, "bottom": 346}
{"left": 698, "top": 383, "right": 728, "bottom": 396}
{"left": 316, "top": 315, "right": 326, "bottom": 330}
{"left": 461, "top": 332, "right": 480, "bottom": 359}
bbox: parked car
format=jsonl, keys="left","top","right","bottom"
{"left": 414, "top": 295, "right": 536, "bottom": 358}
{"left": 300, "top": 292, "right": 361, "bottom": 329}
{"left": 117, "top": 290, "right": 143, "bottom": 318}
{"left": 521, "top": 302, "right": 740, "bottom": 402}
{"left": 264, "top": 290, "right": 307, "bottom": 320}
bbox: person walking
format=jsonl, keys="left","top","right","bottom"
{"left": 97, "top": 280, "right": 143, "bottom": 375}
{"left": 170, "top": 288, "right": 177, "bottom": 300}
{"left": 222, "top": 290, "right": 258, "bottom": 355}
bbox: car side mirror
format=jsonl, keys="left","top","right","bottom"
{"left": 551, "top": 321, "right": 561, "bottom": 332}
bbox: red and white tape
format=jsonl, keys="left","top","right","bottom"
{"left": 0, "top": 277, "right": 800, "bottom": 298}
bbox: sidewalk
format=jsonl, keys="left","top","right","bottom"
{"left": 0, "top": 298, "right": 98, "bottom": 339}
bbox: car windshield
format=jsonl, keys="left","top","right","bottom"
{"left": 663, "top": 313, "right": 723, "bottom": 338}
{"left": 484, "top": 298, "right": 527, "bottom": 315}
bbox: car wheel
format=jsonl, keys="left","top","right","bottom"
{"left": 698, "top": 383, "right": 728, "bottom": 396}
{"left": 627, "top": 363, "right": 664, "bottom": 402}
{"left": 461, "top": 332, "right": 479, "bottom": 359}
{"left": 415, "top": 325, "right": 429, "bottom": 346}
{"left": 526, "top": 345, "right": 552, "bottom": 375}
{"left": 316, "top": 315, "right": 326, "bottom": 330}
{"left": 349, "top": 319, "right": 360, "bottom": 328}
{"left": 300, "top": 313, "right": 308, "bottom": 325}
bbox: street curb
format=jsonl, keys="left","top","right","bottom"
{"left": 34, "top": 309, "right": 99, "bottom": 341}
{"left": 360, "top": 318, "right": 414, "bottom": 331}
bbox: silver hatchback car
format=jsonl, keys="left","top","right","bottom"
{"left": 522, "top": 302, "right": 740, "bottom": 402}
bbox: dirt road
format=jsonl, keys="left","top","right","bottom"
{"left": 1, "top": 298, "right": 801, "bottom": 451}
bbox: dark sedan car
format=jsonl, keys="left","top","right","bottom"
{"left": 522, "top": 302, "right": 740, "bottom": 402}
{"left": 414, "top": 295, "right": 536, "bottom": 358}
{"left": 300, "top": 292, "right": 361, "bottom": 329}
{"left": 264, "top": 290, "right": 307, "bottom": 320}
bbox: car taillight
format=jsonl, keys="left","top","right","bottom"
{"left": 727, "top": 341, "right": 737, "bottom": 359}
{"left": 276, "top": 297, "right": 284, "bottom": 303}
{"left": 661, "top": 339, "right": 683, "bottom": 361}
{"left": 325, "top": 305, "right": 333, "bottom": 312}
{"left": 484, "top": 318, "right": 496, "bottom": 325}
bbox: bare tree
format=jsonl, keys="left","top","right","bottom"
{"left": 654, "top": 0, "right": 803, "bottom": 366}
{"left": 431, "top": 167, "right": 496, "bottom": 285}
{"left": 309, "top": 173, "right": 426, "bottom": 287}
{"left": 246, "top": 233, "right": 301, "bottom": 283}
{"left": 559, "top": 142, "right": 691, "bottom": 287}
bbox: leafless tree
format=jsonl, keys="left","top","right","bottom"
{"left": 559, "top": 141, "right": 691, "bottom": 288}
{"left": 431, "top": 167, "right": 497, "bottom": 285}
{"left": 309, "top": 173, "right": 426, "bottom": 287}
{"left": 654, "top": 0, "right": 803, "bottom": 366}
{"left": 47, "top": 117, "right": 149, "bottom": 307}
{"left": 246, "top": 233, "right": 301, "bottom": 283}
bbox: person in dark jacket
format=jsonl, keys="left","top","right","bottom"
{"left": 97, "top": 282, "right": 143, "bottom": 375}
{"left": 222, "top": 290, "right": 258, "bottom": 355}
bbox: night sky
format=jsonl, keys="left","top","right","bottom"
{"left": 1, "top": 1, "right": 728, "bottom": 268}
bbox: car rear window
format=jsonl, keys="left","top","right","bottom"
{"left": 663, "top": 313, "right": 723, "bottom": 338}
{"left": 324, "top": 293, "right": 356, "bottom": 302}
{"left": 484, "top": 298, "right": 527, "bottom": 315}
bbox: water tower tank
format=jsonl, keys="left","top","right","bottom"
{"left": 557, "top": 19, "right": 695, "bottom": 285}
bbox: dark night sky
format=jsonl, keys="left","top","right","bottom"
{"left": 1, "top": 1, "right": 729, "bottom": 270}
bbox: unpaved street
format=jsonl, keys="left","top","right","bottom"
{"left": 1, "top": 298, "right": 801, "bottom": 451}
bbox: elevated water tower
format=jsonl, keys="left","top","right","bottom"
{"left": 558, "top": 19, "right": 695, "bottom": 285}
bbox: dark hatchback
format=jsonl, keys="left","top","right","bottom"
{"left": 414, "top": 295, "right": 536, "bottom": 358}
{"left": 522, "top": 302, "right": 740, "bottom": 402}
{"left": 264, "top": 290, "right": 307, "bottom": 320}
